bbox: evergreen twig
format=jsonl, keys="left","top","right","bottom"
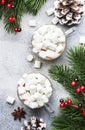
{"left": 25, "top": 0, "right": 46, "bottom": 15}
{"left": 49, "top": 46, "right": 85, "bottom": 130}
{"left": 0, "top": 0, "right": 47, "bottom": 33}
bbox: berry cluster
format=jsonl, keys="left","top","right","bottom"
{"left": 59, "top": 98, "right": 85, "bottom": 116}
{"left": 71, "top": 78, "right": 85, "bottom": 94}
{"left": 60, "top": 99, "right": 72, "bottom": 108}
{"left": 62, "top": 78, "right": 85, "bottom": 117}
{"left": 76, "top": 86, "right": 85, "bottom": 93}
{"left": 1, "top": 0, "right": 21, "bottom": 32}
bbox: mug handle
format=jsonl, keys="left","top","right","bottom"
{"left": 45, "top": 103, "right": 55, "bottom": 117}
{"left": 65, "top": 27, "right": 76, "bottom": 36}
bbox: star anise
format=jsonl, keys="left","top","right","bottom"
{"left": 11, "top": 107, "right": 26, "bottom": 121}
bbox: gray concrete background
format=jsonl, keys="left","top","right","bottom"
{"left": 0, "top": 0, "right": 85, "bottom": 129}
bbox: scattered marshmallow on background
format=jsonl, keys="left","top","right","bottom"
{"left": 46, "top": 8, "right": 55, "bottom": 16}
{"left": 6, "top": 96, "right": 15, "bottom": 104}
{"left": 79, "top": 36, "right": 85, "bottom": 44}
{"left": 34, "top": 60, "right": 42, "bottom": 69}
{"left": 28, "top": 20, "right": 37, "bottom": 27}
{"left": 27, "top": 54, "right": 34, "bottom": 62}
{"left": 51, "top": 17, "right": 59, "bottom": 25}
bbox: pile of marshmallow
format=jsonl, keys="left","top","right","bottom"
{"left": 17, "top": 73, "right": 52, "bottom": 109}
{"left": 21, "top": 116, "right": 46, "bottom": 130}
{"left": 32, "top": 25, "right": 66, "bottom": 60}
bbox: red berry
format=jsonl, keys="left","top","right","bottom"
{"left": 60, "top": 103, "right": 65, "bottom": 108}
{"left": 60, "top": 99, "right": 64, "bottom": 103}
{"left": 80, "top": 86, "right": 85, "bottom": 91}
{"left": 8, "top": 16, "right": 15, "bottom": 22}
{"left": 76, "top": 87, "right": 81, "bottom": 93}
{"left": 71, "top": 81, "right": 76, "bottom": 87}
{"left": 8, "top": 17, "right": 12, "bottom": 21}
{"left": 82, "top": 109, "right": 85, "bottom": 117}
{"left": 18, "top": 28, "right": 21, "bottom": 32}
{"left": 11, "top": 5, "right": 15, "bottom": 8}
{"left": 78, "top": 103, "right": 82, "bottom": 108}
{"left": 14, "top": 27, "right": 18, "bottom": 32}
{"left": 67, "top": 99, "right": 72, "bottom": 105}
{"left": 1, "top": 0, "right": 5, "bottom": 4}
{"left": 65, "top": 102, "right": 68, "bottom": 106}
{"left": 6, "top": 4, "right": 12, "bottom": 9}
{"left": 14, "top": 27, "right": 21, "bottom": 32}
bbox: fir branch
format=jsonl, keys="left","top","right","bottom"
{"left": 67, "top": 46, "right": 85, "bottom": 75}
{"left": 49, "top": 65, "right": 84, "bottom": 101}
{"left": 3, "top": 0, "right": 25, "bottom": 33}
{"left": 49, "top": 46, "right": 85, "bottom": 130}
{"left": 2, "top": 0, "right": 46, "bottom": 32}
{"left": 25, "top": 0, "right": 46, "bottom": 15}
{"left": 52, "top": 107, "right": 85, "bottom": 130}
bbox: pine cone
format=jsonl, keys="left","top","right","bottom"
{"left": 54, "top": 0, "right": 84, "bottom": 25}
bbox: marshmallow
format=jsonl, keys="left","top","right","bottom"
{"left": 18, "top": 78, "right": 25, "bottom": 86}
{"left": 29, "top": 102, "right": 38, "bottom": 109}
{"left": 43, "top": 87, "right": 52, "bottom": 95}
{"left": 51, "top": 17, "right": 59, "bottom": 25}
{"left": 41, "top": 95, "right": 49, "bottom": 103}
{"left": 36, "top": 75, "right": 46, "bottom": 84}
{"left": 24, "top": 96, "right": 36, "bottom": 105}
{"left": 38, "top": 101, "right": 44, "bottom": 107}
{"left": 79, "top": 36, "right": 85, "bottom": 44}
{"left": 29, "top": 85, "right": 37, "bottom": 94}
{"left": 27, "top": 54, "right": 34, "bottom": 62}
{"left": 18, "top": 87, "right": 26, "bottom": 95}
{"left": 33, "top": 35, "right": 43, "bottom": 43}
{"left": 29, "top": 20, "right": 36, "bottom": 27}
{"left": 56, "top": 44, "right": 64, "bottom": 53}
{"left": 24, "top": 101, "right": 30, "bottom": 106}
{"left": 46, "top": 8, "right": 54, "bottom": 16}
{"left": 34, "top": 60, "right": 42, "bottom": 69}
{"left": 46, "top": 92, "right": 52, "bottom": 98}
{"left": 6, "top": 96, "right": 15, "bottom": 104}
{"left": 45, "top": 50, "right": 55, "bottom": 58}
{"left": 20, "top": 93, "right": 30, "bottom": 100}
{"left": 34, "top": 92, "right": 42, "bottom": 99}
{"left": 38, "top": 27, "right": 47, "bottom": 35}
{"left": 39, "top": 51, "right": 46, "bottom": 59}
{"left": 37, "top": 84, "right": 43, "bottom": 93}
{"left": 43, "top": 41, "right": 57, "bottom": 50}
{"left": 57, "top": 36, "right": 65, "bottom": 43}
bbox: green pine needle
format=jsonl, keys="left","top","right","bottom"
{"left": 25, "top": 0, "right": 46, "bottom": 15}
{"left": 67, "top": 46, "right": 85, "bottom": 74}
